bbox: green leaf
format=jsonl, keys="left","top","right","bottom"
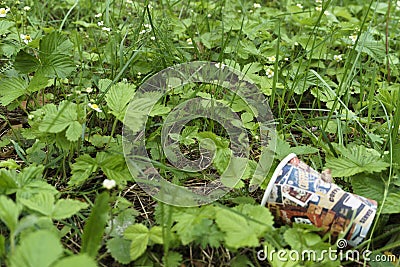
{"left": 9, "top": 230, "right": 63, "bottom": 267}
{"left": 106, "top": 209, "right": 136, "bottom": 237}
{"left": 52, "top": 254, "right": 97, "bottom": 267}
{"left": 96, "top": 152, "right": 132, "bottom": 185}
{"left": 39, "top": 101, "right": 78, "bottom": 133}
{"left": 66, "top": 121, "right": 82, "bottom": 142}
{"left": 69, "top": 154, "right": 98, "bottom": 186}
{"left": 19, "top": 192, "right": 54, "bottom": 216}
{"left": 0, "top": 77, "right": 28, "bottom": 106}
{"left": 162, "top": 252, "right": 182, "bottom": 267}
{"left": 124, "top": 224, "right": 149, "bottom": 260}
{"left": 14, "top": 50, "right": 40, "bottom": 73}
{"left": 215, "top": 204, "right": 273, "bottom": 249}
{"left": 326, "top": 145, "right": 389, "bottom": 177}
{"left": 106, "top": 237, "right": 132, "bottom": 264}
{"left": 0, "top": 234, "right": 5, "bottom": 258}
{"left": 0, "top": 196, "right": 20, "bottom": 233}
{"left": 149, "top": 226, "right": 163, "bottom": 244}
{"left": 81, "top": 192, "right": 110, "bottom": 258}
{"left": 381, "top": 192, "right": 400, "bottom": 214}
{"left": 0, "top": 20, "right": 15, "bottom": 35}
{"left": 52, "top": 199, "right": 88, "bottom": 220}
{"left": 105, "top": 82, "right": 136, "bottom": 121}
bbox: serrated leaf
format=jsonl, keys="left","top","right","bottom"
{"left": 0, "top": 77, "right": 28, "bottom": 106}
{"left": 149, "top": 226, "right": 163, "bottom": 244}
{"left": 107, "top": 209, "right": 136, "bottom": 237}
{"left": 96, "top": 152, "right": 132, "bottom": 185}
{"left": 39, "top": 101, "right": 77, "bottom": 133}
{"left": 19, "top": 192, "right": 54, "bottom": 216}
{"left": 106, "top": 237, "right": 132, "bottom": 264}
{"left": 81, "top": 192, "right": 110, "bottom": 258}
{"left": 52, "top": 254, "right": 97, "bottom": 267}
{"left": 0, "top": 196, "right": 20, "bottom": 233}
{"left": 381, "top": 192, "right": 400, "bottom": 214}
{"left": 52, "top": 199, "right": 88, "bottom": 220}
{"left": 41, "top": 53, "right": 75, "bottom": 78}
{"left": 124, "top": 224, "right": 149, "bottom": 261}
{"left": 14, "top": 50, "right": 40, "bottom": 73}
{"left": 66, "top": 121, "right": 82, "bottom": 142}
{"left": 0, "top": 20, "right": 14, "bottom": 35}
{"left": 69, "top": 154, "right": 98, "bottom": 186}
{"left": 40, "top": 31, "right": 73, "bottom": 56}
{"left": 215, "top": 204, "right": 273, "bottom": 249}
{"left": 9, "top": 230, "right": 63, "bottom": 267}
{"left": 326, "top": 145, "right": 389, "bottom": 177}
{"left": 162, "top": 252, "right": 182, "bottom": 267}
{"left": 105, "top": 82, "right": 136, "bottom": 121}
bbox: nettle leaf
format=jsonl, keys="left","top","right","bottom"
{"left": 106, "top": 237, "right": 132, "bottom": 264}
{"left": 9, "top": 230, "right": 63, "bottom": 267}
{"left": 0, "top": 76, "right": 28, "bottom": 106}
{"left": 215, "top": 204, "right": 273, "bottom": 249}
{"left": 325, "top": 145, "right": 389, "bottom": 177}
{"left": 105, "top": 82, "right": 136, "bottom": 121}
{"left": 52, "top": 254, "right": 97, "bottom": 267}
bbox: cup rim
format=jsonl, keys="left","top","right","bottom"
{"left": 260, "top": 153, "right": 297, "bottom": 207}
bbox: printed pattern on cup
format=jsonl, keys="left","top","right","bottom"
{"left": 266, "top": 156, "right": 377, "bottom": 247}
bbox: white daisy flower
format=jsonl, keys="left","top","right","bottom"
{"left": 88, "top": 103, "right": 102, "bottom": 112}
{"left": 20, "top": 34, "right": 32, "bottom": 44}
{"left": 102, "top": 179, "right": 116, "bottom": 189}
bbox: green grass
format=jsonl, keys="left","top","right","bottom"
{"left": 0, "top": 0, "right": 400, "bottom": 266}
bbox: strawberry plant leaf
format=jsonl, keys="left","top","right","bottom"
{"left": 0, "top": 196, "right": 20, "bottom": 233}
{"left": 69, "top": 154, "right": 98, "bottom": 186}
{"left": 162, "top": 252, "right": 182, "bottom": 267}
{"left": 325, "top": 145, "right": 389, "bottom": 177}
{"left": 65, "top": 121, "right": 82, "bottom": 142}
{"left": 14, "top": 50, "right": 40, "bottom": 73}
{"left": 0, "top": 77, "right": 28, "bottom": 106}
{"left": 52, "top": 199, "right": 88, "bottom": 220}
{"left": 39, "top": 101, "right": 78, "bottom": 133}
{"left": 105, "top": 82, "right": 136, "bottom": 121}
{"left": 106, "top": 237, "right": 132, "bottom": 264}
{"left": 9, "top": 230, "right": 63, "bottom": 267}
{"left": 52, "top": 254, "right": 97, "bottom": 267}
{"left": 124, "top": 223, "right": 149, "bottom": 261}
{"left": 19, "top": 192, "right": 55, "bottom": 217}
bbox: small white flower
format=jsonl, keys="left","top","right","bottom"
{"left": 144, "top": 23, "right": 151, "bottom": 29}
{"left": 349, "top": 34, "right": 357, "bottom": 44}
{"left": 237, "top": 9, "right": 241, "bottom": 13}
{"left": 294, "top": 41, "right": 299, "bottom": 46}
{"left": 97, "top": 21, "right": 104, "bottom": 26}
{"left": 102, "top": 27, "right": 111, "bottom": 32}
{"left": 253, "top": 3, "right": 261, "bottom": 8}
{"left": 267, "top": 55, "right": 276, "bottom": 63}
{"left": 296, "top": 3, "right": 303, "bottom": 9}
{"left": 139, "top": 29, "right": 147, "bottom": 35}
{"left": 186, "top": 38, "right": 193, "bottom": 45}
{"left": 265, "top": 67, "right": 274, "bottom": 78}
{"left": 324, "top": 10, "right": 330, "bottom": 15}
{"left": 315, "top": 0, "right": 323, "bottom": 3}
{"left": 23, "top": 6, "right": 31, "bottom": 11}
{"left": 0, "top": 7, "right": 10, "bottom": 17}
{"left": 333, "top": 54, "right": 342, "bottom": 62}
{"left": 85, "top": 87, "right": 94, "bottom": 93}
{"left": 215, "top": 62, "right": 225, "bottom": 69}
{"left": 126, "top": 0, "right": 133, "bottom": 4}
{"left": 249, "top": 9, "right": 253, "bottom": 13}
{"left": 397, "top": 1, "right": 400, "bottom": 9}
{"left": 315, "top": 6, "right": 322, "bottom": 12}
{"left": 150, "top": 36, "right": 155, "bottom": 40}
{"left": 28, "top": 114, "right": 34, "bottom": 120}
{"left": 20, "top": 34, "right": 32, "bottom": 44}
{"left": 284, "top": 57, "right": 289, "bottom": 61}
{"left": 207, "top": 13, "right": 211, "bottom": 18}
{"left": 95, "top": 12, "right": 102, "bottom": 18}
{"left": 88, "top": 103, "right": 102, "bottom": 112}
{"left": 103, "top": 179, "right": 116, "bottom": 189}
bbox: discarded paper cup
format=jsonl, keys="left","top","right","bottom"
{"left": 261, "top": 153, "right": 377, "bottom": 247}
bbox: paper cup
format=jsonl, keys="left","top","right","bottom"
{"left": 261, "top": 153, "right": 377, "bottom": 247}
